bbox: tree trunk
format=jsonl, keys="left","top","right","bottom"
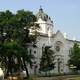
{"left": 22, "top": 57, "right": 29, "bottom": 78}
{"left": 7, "top": 56, "right": 13, "bottom": 76}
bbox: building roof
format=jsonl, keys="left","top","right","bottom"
{"left": 66, "top": 39, "right": 80, "bottom": 43}
{"left": 36, "top": 7, "right": 51, "bottom": 21}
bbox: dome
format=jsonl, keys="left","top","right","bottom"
{"left": 36, "top": 7, "right": 50, "bottom": 21}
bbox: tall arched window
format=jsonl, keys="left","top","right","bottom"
{"left": 55, "top": 41, "right": 63, "bottom": 52}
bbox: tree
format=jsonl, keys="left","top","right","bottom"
{"left": 0, "top": 40, "right": 34, "bottom": 77}
{"left": 15, "top": 10, "right": 39, "bottom": 77}
{"left": 68, "top": 42, "right": 80, "bottom": 71}
{"left": 39, "top": 45, "right": 55, "bottom": 72}
{"left": 0, "top": 41, "right": 23, "bottom": 74}
{"left": 0, "top": 10, "right": 39, "bottom": 43}
{"left": 0, "top": 10, "right": 39, "bottom": 78}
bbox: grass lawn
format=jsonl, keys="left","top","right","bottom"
{"left": 22, "top": 75, "right": 80, "bottom": 80}
{"left": 66, "top": 77, "right": 80, "bottom": 80}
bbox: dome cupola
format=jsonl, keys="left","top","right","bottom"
{"left": 36, "top": 6, "right": 49, "bottom": 21}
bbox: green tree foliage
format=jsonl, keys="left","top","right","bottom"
{"left": 0, "top": 41, "right": 25, "bottom": 75}
{"left": 1, "top": 41, "right": 32, "bottom": 76}
{"left": 16, "top": 10, "right": 37, "bottom": 27}
{"left": 39, "top": 45, "right": 55, "bottom": 72}
{"left": 68, "top": 42, "right": 80, "bottom": 70}
{"left": 0, "top": 10, "right": 39, "bottom": 43}
{"left": 0, "top": 9, "right": 39, "bottom": 77}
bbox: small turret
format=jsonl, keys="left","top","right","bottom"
{"left": 36, "top": 7, "right": 54, "bottom": 35}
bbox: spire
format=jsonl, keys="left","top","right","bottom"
{"left": 39, "top": 5, "right": 43, "bottom": 12}
{"left": 40, "top": 5, "right": 42, "bottom": 9}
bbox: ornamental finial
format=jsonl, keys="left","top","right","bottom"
{"left": 40, "top": 5, "right": 42, "bottom": 9}
{"left": 39, "top": 5, "right": 43, "bottom": 12}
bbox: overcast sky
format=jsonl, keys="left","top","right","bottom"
{"left": 0, "top": 0, "right": 80, "bottom": 40}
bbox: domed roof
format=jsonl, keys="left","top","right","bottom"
{"left": 36, "top": 7, "right": 50, "bottom": 21}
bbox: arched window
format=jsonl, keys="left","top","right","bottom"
{"left": 55, "top": 41, "right": 63, "bottom": 52}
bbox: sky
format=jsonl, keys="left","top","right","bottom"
{"left": 0, "top": 0, "right": 80, "bottom": 40}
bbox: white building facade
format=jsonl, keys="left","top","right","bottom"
{"left": 28, "top": 7, "right": 80, "bottom": 75}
